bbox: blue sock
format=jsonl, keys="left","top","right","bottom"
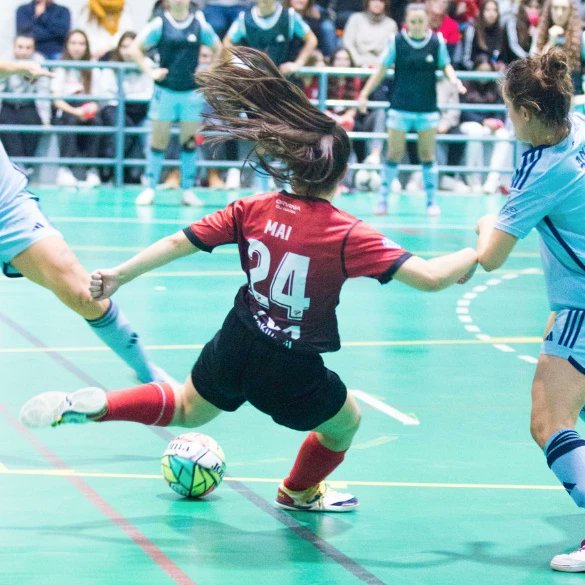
{"left": 422, "top": 162, "right": 438, "bottom": 206}
{"left": 180, "top": 146, "right": 197, "bottom": 189}
{"left": 545, "top": 429, "right": 585, "bottom": 507}
{"left": 381, "top": 161, "right": 398, "bottom": 205}
{"left": 146, "top": 148, "right": 165, "bottom": 189}
{"left": 87, "top": 301, "right": 157, "bottom": 383}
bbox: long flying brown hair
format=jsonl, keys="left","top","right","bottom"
{"left": 198, "top": 47, "right": 350, "bottom": 196}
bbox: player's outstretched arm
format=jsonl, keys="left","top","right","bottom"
{"left": 89, "top": 231, "right": 199, "bottom": 300}
{"left": 476, "top": 213, "right": 518, "bottom": 271}
{"left": 392, "top": 248, "right": 478, "bottom": 292}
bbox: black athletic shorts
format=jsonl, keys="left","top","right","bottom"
{"left": 191, "top": 308, "right": 347, "bottom": 431}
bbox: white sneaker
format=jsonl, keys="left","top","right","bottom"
{"left": 364, "top": 152, "right": 381, "bottom": 166}
{"left": 56, "top": 167, "right": 78, "bottom": 187}
{"left": 406, "top": 171, "right": 422, "bottom": 193}
{"left": 225, "top": 168, "right": 241, "bottom": 190}
{"left": 135, "top": 187, "right": 156, "bottom": 206}
{"left": 390, "top": 178, "right": 402, "bottom": 193}
{"left": 426, "top": 202, "right": 441, "bottom": 217}
{"left": 275, "top": 481, "right": 358, "bottom": 512}
{"left": 20, "top": 387, "right": 107, "bottom": 428}
{"left": 551, "top": 541, "right": 585, "bottom": 572}
{"left": 482, "top": 179, "right": 499, "bottom": 194}
{"left": 80, "top": 169, "right": 101, "bottom": 189}
{"left": 181, "top": 189, "right": 203, "bottom": 206}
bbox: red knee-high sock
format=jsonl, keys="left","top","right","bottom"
{"left": 98, "top": 382, "right": 176, "bottom": 426}
{"left": 284, "top": 432, "right": 346, "bottom": 492}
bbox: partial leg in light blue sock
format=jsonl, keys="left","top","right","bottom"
{"left": 378, "top": 161, "right": 398, "bottom": 210}
{"left": 146, "top": 147, "right": 165, "bottom": 189}
{"left": 422, "top": 161, "right": 438, "bottom": 207}
{"left": 180, "top": 144, "right": 197, "bottom": 189}
{"left": 87, "top": 300, "right": 161, "bottom": 383}
{"left": 545, "top": 429, "right": 585, "bottom": 507}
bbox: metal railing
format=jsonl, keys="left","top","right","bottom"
{"left": 0, "top": 60, "right": 517, "bottom": 187}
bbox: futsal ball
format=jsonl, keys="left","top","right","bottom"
{"left": 354, "top": 169, "right": 382, "bottom": 192}
{"left": 161, "top": 432, "right": 226, "bottom": 498}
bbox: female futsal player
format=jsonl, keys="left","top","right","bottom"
{"left": 358, "top": 3, "right": 466, "bottom": 217}
{"left": 20, "top": 48, "right": 477, "bottom": 512}
{"left": 475, "top": 48, "right": 585, "bottom": 571}
{"left": 0, "top": 61, "right": 169, "bottom": 384}
{"left": 133, "top": 0, "right": 222, "bottom": 207}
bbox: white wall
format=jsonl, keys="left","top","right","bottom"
{"left": 0, "top": 0, "right": 152, "bottom": 58}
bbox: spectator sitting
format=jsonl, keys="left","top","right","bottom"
{"left": 534, "top": 0, "right": 584, "bottom": 93}
{"left": 449, "top": 0, "right": 479, "bottom": 30}
{"left": 426, "top": 0, "right": 460, "bottom": 59}
{"left": 300, "top": 49, "right": 326, "bottom": 99}
{"left": 0, "top": 35, "right": 51, "bottom": 173}
{"left": 75, "top": 0, "right": 135, "bottom": 60}
{"left": 459, "top": 56, "right": 510, "bottom": 193}
{"left": 343, "top": 0, "right": 398, "bottom": 67}
{"left": 16, "top": 0, "right": 71, "bottom": 60}
{"left": 52, "top": 29, "right": 103, "bottom": 188}
{"left": 284, "top": 0, "right": 338, "bottom": 57}
{"left": 502, "top": 0, "right": 542, "bottom": 63}
{"left": 435, "top": 76, "right": 465, "bottom": 192}
{"left": 99, "top": 31, "right": 153, "bottom": 184}
{"left": 461, "top": 0, "right": 505, "bottom": 70}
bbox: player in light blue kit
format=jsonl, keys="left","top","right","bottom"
{"left": 132, "top": 0, "right": 222, "bottom": 207}
{"left": 476, "top": 48, "right": 585, "bottom": 572}
{"left": 0, "top": 61, "right": 170, "bottom": 384}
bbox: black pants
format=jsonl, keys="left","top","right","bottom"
{"left": 54, "top": 109, "right": 103, "bottom": 180}
{"left": 100, "top": 104, "right": 148, "bottom": 183}
{"left": 0, "top": 103, "right": 42, "bottom": 158}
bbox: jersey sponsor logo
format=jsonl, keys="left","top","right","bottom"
{"left": 381, "top": 237, "right": 400, "bottom": 249}
{"left": 276, "top": 198, "right": 301, "bottom": 214}
{"left": 187, "top": 33, "right": 197, "bottom": 42}
{"left": 264, "top": 219, "right": 292, "bottom": 240}
{"left": 576, "top": 146, "right": 585, "bottom": 169}
{"left": 425, "top": 54, "right": 434, "bottom": 63}
{"left": 275, "top": 34, "right": 286, "bottom": 43}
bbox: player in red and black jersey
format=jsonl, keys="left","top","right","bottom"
{"left": 20, "top": 48, "right": 478, "bottom": 512}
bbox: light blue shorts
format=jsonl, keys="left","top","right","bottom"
{"left": 386, "top": 109, "right": 441, "bottom": 132}
{"left": 542, "top": 308, "right": 585, "bottom": 374}
{"left": 0, "top": 191, "right": 61, "bottom": 277}
{"left": 149, "top": 86, "right": 205, "bottom": 122}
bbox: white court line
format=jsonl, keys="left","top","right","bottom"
{"left": 492, "top": 344, "right": 516, "bottom": 353}
{"left": 519, "top": 355, "right": 538, "bottom": 364}
{"left": 350, "top": 389, "right": 420, "bottom": 426}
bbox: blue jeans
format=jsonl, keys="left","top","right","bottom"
{"left": 204, "top": 4, "right": 248, "bottom": 38}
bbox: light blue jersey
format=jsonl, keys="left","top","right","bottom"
{"left": 495, "top": 112, "right": 585, "bottom": 311}
{"left": 0, "top": 140, "right": 28, "bottom": 206}
{"left": 0, "top": 140, "right": 60, "bottom": 273}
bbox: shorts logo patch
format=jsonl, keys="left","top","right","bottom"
{"left": 32, "top": 222, "right": 44, "bottom": 231}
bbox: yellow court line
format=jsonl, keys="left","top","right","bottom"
{"left": 0, "top": 467, "right": 562, "bottom": 491}
{"left": 0, "top": 337, "right": 543, "bottom": 354}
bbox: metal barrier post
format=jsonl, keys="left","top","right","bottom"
{"left": 114, "top": 67, "right": 126, "bottom": 188}
{"left": 318, "top": 71, "right": 328, "bottom": 112}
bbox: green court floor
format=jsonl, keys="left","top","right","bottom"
{"left": 1, "top": 185, "right": 581, "bottom": 585}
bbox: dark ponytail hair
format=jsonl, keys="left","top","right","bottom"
{"left": 198, "top": 47, "right": 350, "bottom": 196}
{"left": 503, "top": 47, "right": 573, "bottom": 128}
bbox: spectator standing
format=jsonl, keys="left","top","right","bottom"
{"left": 51, "top": 29, "right": 103, "bottom": 188}
{"left": 99, "top": 31, "right": 153, "bottom": 184}
{"left": 0, "top": 35, "right": 51, "bottom": 170}
{"left": 16, "top": 0, "right": 71, "bottom": 60}
{"left": 75, "top": 0, "right": 135, "bottom": 60}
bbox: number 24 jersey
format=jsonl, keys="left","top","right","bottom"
{"left": 184, "top": 191, "right": 412, "bottom": 354}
